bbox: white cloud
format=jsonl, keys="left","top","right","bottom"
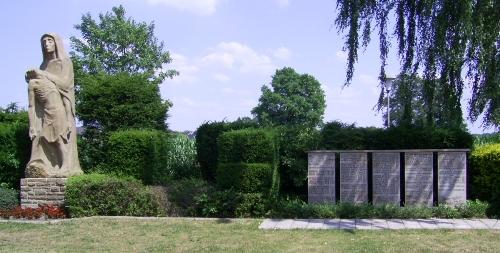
{"left": 276, "top": 0, "right": 290, "bottom": 7}
{"left": 272, "top": 46, "right": 291, "bottom": 60}
{"left": 202, "top": 42, "right": 276, "bottom": 75}
{"left": 169, "top": 53, "right": 199, "bottom": 84}
{"left": 202, "top": 52, "right": 235, "bottom": 68}
{"left": 144, "top": 0, "right": 220, "bottom": 15}
{"left": 335, "top": 50, "right": 347, "bottom": 61}
{"left": 213, "top": 73, "right": 230, "bottom": 82}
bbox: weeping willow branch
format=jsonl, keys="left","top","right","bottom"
{"left": 335, "top": 0, "right": 499, "bottom": 129}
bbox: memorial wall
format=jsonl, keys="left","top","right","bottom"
{"left": 308, "top": 150, "right": 468, "bottom": 206}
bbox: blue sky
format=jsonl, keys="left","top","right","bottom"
{"left": 0, "top": 0, "right": 491, "bottom": 133}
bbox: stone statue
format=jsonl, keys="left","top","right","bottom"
{"left": 25, "top": 33, "right": 82, "bottom": 178}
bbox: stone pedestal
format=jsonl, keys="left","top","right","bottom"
{"left": 20, "top": 178, "right": 67, "bottom": 208}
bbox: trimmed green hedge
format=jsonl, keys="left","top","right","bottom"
{"left": 268, "top": 199, "right": 489, "bottom": 219}
{"left": 0, "top": 122, "right": 30, "bottom": 188}
{"left": 196, "top": 120, "right": 258, "bottom": 181}
{"left": 217, "top": 163, "right": 273, "bottom": 194}
{"left": 100, "top": 129, "right": 169, "bottom": 184}
{"left": 218, "top": 128, "right": 277, "bottom": 163}
{"left": 277, "top": 126, "right": 320, "bottom": 196}
{"left": 216, "top": 128, "right": 279, "bottom": 197}
{"left": 320, "top": 121, "right": 473, "bottom": 150}
{"left": 471, "top": 143, "right": 500, "bottom": 217}
{"left": 0, "top": 187, "right": 19, "bottom": 210}
{"left": 65, "top": 174, "right": 165, "bottom": 217}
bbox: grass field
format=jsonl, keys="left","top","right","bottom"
{"left": 0, "top": 217, "right": 499, "bottom": 253}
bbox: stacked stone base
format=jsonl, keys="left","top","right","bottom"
{"left": 20, "top": 178, "right": 67, "bottom": 208}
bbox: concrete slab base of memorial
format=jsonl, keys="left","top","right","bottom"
{"left": 259, "top": 218, "right": 500, "bottom": 230}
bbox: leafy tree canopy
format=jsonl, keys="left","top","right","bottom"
{"left": 252, "top": 67, "right": 326, "bottom": 128}
{"left": 335, "top": 0, "right": 499, "bottom": 129}
{"left": 77, "top": 72, "right": 171, "bottom": 133}
{"left": 0, "top": 103, "right": 28, "bottom": 124}
{"left": 378, "top": 74, "right": 465, "bottom": 129}
{"left": 70, "top": 5, "right": 177, "bottom": 84}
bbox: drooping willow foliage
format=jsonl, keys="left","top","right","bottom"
{"left": 335, "top": 0, "right": 499, "bottom": 129}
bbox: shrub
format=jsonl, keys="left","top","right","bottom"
{"left": 432, "top": 204, "right": 461, "bottom": 218}
{"left": 195, "top": 120, "right": 258, "bottom": 181}
{"left": 335, "top": 202, "right": 375, "bottom": 218}
{"left": 456, "top": 200, "right": 489, "bottom": 218}
{"left": 267, "top": 198, "right": 489, "bottom": 219}
{"left": 235, "top": 193, "right": 267, "bottom": 218}
{"left": 396, "top": 206, "right": 433, "bottom": 219}
{"left": 473, "top": 132, "right": 500, "bottom": 148}
{"left": 217, "top": 128, "right": 279, "bottom": 197}
{"left": 196, "top": 121, "right": 227, "bottom": 181}
{"left": 0, "top": 122, "right": 30, "bottom": 188}
{"left": 277, "top": 126, "right": 320, "bottom": 196}
{"left": 471, "top": 144, "right": 500, "bottom": 202}
{"left": 217, "top": 163, "right": 273, "bottom": 194}
{"left": 218, "top": 128, "right": 277, "bottom": 164}
{"left": 320, "top": 121, "right": 473, "bottom": 150}
{"left": 194, "top": 189, "right": 241, "bottom": 218}
{"left": 0, "top": 187, "right": 19, "bottom": 210}
{"left": 165, "top": 133, "right": 200, "bottom": 179}
{"left": 165, "top": 178, "right": 214, "bottom": 216}
{"left": 65, "top": 174, "right": 164, "bottom": 217}
{"left": 101, "top": 129, "right": 169, "bottom": 184}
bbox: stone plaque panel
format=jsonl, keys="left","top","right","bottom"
{"left": 373, "top": 152, "right": 400, "bottom": 205}
{"left": 308, "top": 152, "right": 335, "bottom": 203}
{"left": 340, "top": 152, "right": 368, "bottom": 203}
{"left": 405, "top": 152, "right": 433, "bottom": 206}
{"left": 438, "top": 152, "right": 466, "bottom": 205}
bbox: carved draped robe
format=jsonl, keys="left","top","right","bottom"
{"left": 26, "top": 33, "right": 82, "bottom": 178}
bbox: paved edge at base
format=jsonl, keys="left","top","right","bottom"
{"left": 1, "top": 217, "right": 499, "bottom": 230}
{"left": 259, "top": 219, "right": 500, "bottom": 230}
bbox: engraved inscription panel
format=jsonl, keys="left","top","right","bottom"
{"left": 340, "top": 153, "right": 368, "bottom": 203}
{"left": 438, "top": 152, "right": 466, "bottom": 205}
{"left": 308, "top": 152, "right": 335, "bottom": 203}
{"left": 373, "top": 152, "right": 400, "bottom": 205}
{"left": 405, "top": 152, "right": 433, "bottom": 206}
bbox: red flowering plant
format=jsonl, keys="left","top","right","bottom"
{"left": 0, "top": 205, "right": 67, "bottom": 219}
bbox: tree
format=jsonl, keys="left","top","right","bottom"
{"left": 71, "top": 5, "right": 176, "bottom": 131}
{"left": 252, "top": 67, "right": 326, "bottom": 128}
{"left": 70, "top": 5, "right": 177, "bottom": 84}
{"left": 335, "top": 0, "right": 499, "bottom": 129}
{"left": 77, "top": 73, "right": 171, "bottom": 132}
{"left": 0, "top": 103, "right": 28, "bottom": 124}
{"left": 71, "top": 6, "right": 177, "bottom": 170}
{"left": 378, "top": 74, "right": 465, "bottom": 128}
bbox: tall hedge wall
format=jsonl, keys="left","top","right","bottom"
{"left": 471, "top": 144, "right": 500, "bottom": 196}
{"left": 195, "top": 120, "right": 258, "bottom": 181}
{"left": 216, "top": 128, "right": 279, "bottom": 196}
{"left": 0, "top": 122, "right": 30, "bottom": 188}
{"left": 100, "top": 129, "right": 169, "bottom": 185}
{"left": 218, "top": 128, "right": 277, "bottom": 163}
{"left": 217, "top": 163, "right": 273, "bottom": 194}
{"left": 320, "top": 121, "right": 473, "bottom": 150}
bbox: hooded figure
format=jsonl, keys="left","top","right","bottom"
{"left": 25, "top": 33, "right": 82, "bottom": 177}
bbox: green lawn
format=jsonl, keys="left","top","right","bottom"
{"left": 0, "top": 217, "right": 499, "bottom": 253}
